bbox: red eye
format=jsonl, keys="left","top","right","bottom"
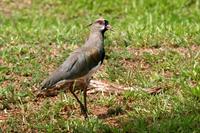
{"left": 96, "top": 20, "right": 104, "bottom": 25}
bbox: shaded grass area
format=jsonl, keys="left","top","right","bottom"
{"left": 0, "top": 0, "right": 200, "bottom": 132}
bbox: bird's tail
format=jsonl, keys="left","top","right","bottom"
{"left": 40, "top": 76, "right": 65, "bottom": 90}
{"left": 40, "top": 79, "right": 51, "bottom": 90}
{"left": 37, "top": 80, "right": 60, "bottom": 97}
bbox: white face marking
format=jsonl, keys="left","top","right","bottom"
{"left": 100, "top": 25, "right": 105, "bottom": 30}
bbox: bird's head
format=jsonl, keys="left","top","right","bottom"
{"left": 89, "top": 17, "right": 111, "bottom": 33}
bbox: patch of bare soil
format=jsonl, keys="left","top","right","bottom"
{"left": 0, "top": 0, "right": 32, "bottom": 16}
{"left": 104, "top": 117, "right": 121, "bottom": 127}
{"left": 91, "top": 105, "right": 108, "bottom": 117}
{"left": 90, "top": 105, "right": 123, "bottom": 127}
{"left": 0, "top": 109, "right": 21, "bottom": 122}
{"left": 112, "top": 45, "right": 200, "bottom": 79}
{"left": 0, "top": 58, "right": 4, "bottom": 65}
{"left": 109, "top": 45, "right": 200, "bottom": 59}
{"left": 127, "top": 45, "right": 200, "bottom": 57}
{"left": 120, "top": 58, "right": 151, "bottom": 70}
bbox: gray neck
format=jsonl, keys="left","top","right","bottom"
{"left": 85, "top": 31, "right": 104, "bottom": 49}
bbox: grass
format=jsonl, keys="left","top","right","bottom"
{"left": 0, "top": 0, "right": 200, "bottom": 132}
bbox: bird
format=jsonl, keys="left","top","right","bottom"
{"left": 40, "top": 17, "right": 111, "bottom": 118}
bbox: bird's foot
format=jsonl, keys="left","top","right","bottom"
{"left": 80, "top": 105, "right": 88, "bottom": 119}
{"left": 83, "top": 112, "right": 88, "bottom": 119}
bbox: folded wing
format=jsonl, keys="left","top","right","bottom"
{"left": 41, "top": 47, "right": 104, "bottom": 89}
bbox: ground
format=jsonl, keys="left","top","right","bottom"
{"left": 0, "top": 0, "right": 200, "bottom": 132}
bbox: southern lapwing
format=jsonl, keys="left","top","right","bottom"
{"left": 40, "top": 17, "right": 111, "bottom": 118}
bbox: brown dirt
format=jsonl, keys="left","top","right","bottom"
{"left": 0, "top": 0, "right": 32, "bottom": 16}
{"left": 127, "top": 45, "right": 200, "bottom": 56}
{"left": 90, "top": 105, "right": 123, "bottom": 127}
{"left": 104, "top": 117, "right": 121, "bottom": 127}
{"left": 113, "top": 45, "right": 200, "bottom": 80}
{"left": 91, "top": 105, "right": 108, "bottom": 117}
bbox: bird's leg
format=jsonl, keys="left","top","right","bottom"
{"left": 83, "top": 87, "right": 87, "bottom": 113}
{"left": 69, "top": 89, "right": 86, "bottom": 115}
{"left": 69, "top": 81, "right": 88, "bottom": 118}
{"left": 83, "top": 78, "right": 90, "bottom": 114}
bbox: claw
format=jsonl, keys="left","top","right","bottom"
{"left": 80, "top": 105, "right": 88, "bottom": 119}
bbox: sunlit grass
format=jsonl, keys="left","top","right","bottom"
{"left": 0, "top": 0, "right": 200, "bottom": 132}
